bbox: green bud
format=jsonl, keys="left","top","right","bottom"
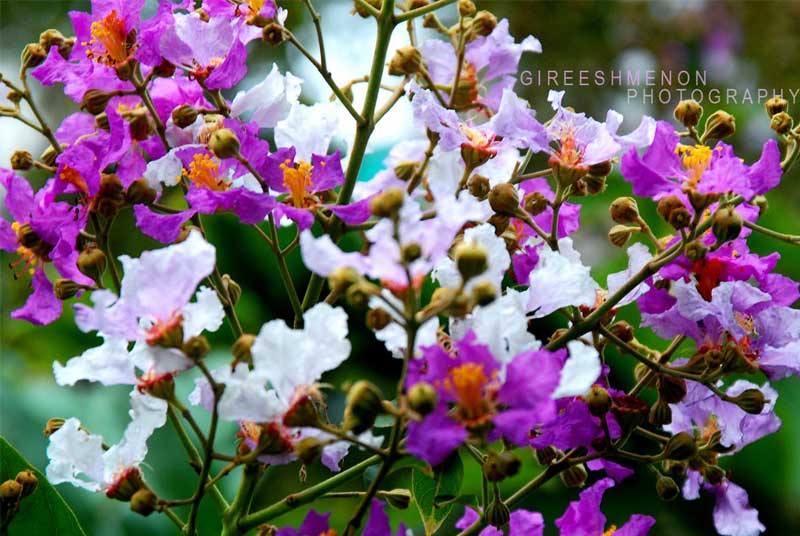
{"left": 657, "top": 375, "right": 687, "bottom": 404}
{"left": 393, "top": 160, "right": 418, "bottom": 182}
{"left": 77, "top": 247, "right": 107, "bottom": 285}
{"left": 703, "top": 464, "right": 726, "bottom": 485}
{"left": 648, "top": 398, "right": 672, "bottom": 426}
{"left": 343, "top": 380, "right": 384, "bottom": 434}
{"left": 471, "top": 280, "right": 497, "bottom": 307}
{"left": 655, "top": 472, "right": 680, "bottom": 501}
{"left": 408, "top": 382, "right": 438, "bottom": 416}
{"left": 609, "top": 197, "right": 640, "bottom": 225}
{"left": 585, "top": 385, "right": 612, "bottom": 417}
{"left": 673, "top": 99, "right": 703, "bottom": 128}
{"left": 209, "top": 128, "right": 241, "bottom": 159}
{"left": 484, "top": 498, "right": 510, "bottom": 528}
{"left": 752, "top": 195, "right": 768, "bottom": 216}
{"left": 54, "top": 278, "right": 82, "bottom": 300}
{"left": 560, "top": 463, "right": 588, "bottom": 488}
{"left": 294, "top": 437, "right": 325, "bottom": 466}
{"left": 684, "top": 240, "right": 708, "bottom": 262}
{"left": 370, "top": 187, "right": 404, "bottom": 218}
{"left": 702, "top": 110, "right": 736, "bottom": 142}
{"left": 712, "top": 207, "right": 743, "bottom": 245}
{"left": 401, "top": 242, "right": 422, "bottom": 264}
{"left": 222, "top": 274, "right": 242, "bottom": 305}
{"left": 730, "top": 388, "right": 766, "bottom": 415}
{"left": 345, "top": 280, "right": 379, "bottom": 309}
{"left": 328, "top": 266, "right": 360, "bottom": 296}
{"left": 381, "top": 488, "right": 411, "bottom": 510}
{"left": 454, "top": 242, "right": 489, "bottom": 280}
{"left": 182, "top": 335, "right": 210, "bottom": 360}
{"left": 130, "top": 488, "right": 157, "bottom": 517}
{"left": 534, "top": 445, "right": 564, "bottom": 466}
{"left": 663, "top": 431, "right": 698, "bottom": 461}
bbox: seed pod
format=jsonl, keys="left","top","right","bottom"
{"left": 262, "top": 22, "right": 286, "bottom": 45}
{"left": 684, "top": 240, "right": 708, "bottom": 262}
{"left": 608, "top": 320, "right": 634, "bottom": 343}
{"left": 657, "top": 375, "right": 687, "bottom": 404}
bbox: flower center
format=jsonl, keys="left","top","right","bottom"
{"left": 183, "top": 153, "right": 229, "bottom": 191}
{"left": 281, "top": 159, "right": 315, "bottom": 208}
{"left": 690, "top": 258, "right": 725, "bottom": 301}
{"left": 145, "top": 312, "right": 184, "bottom": 347}
{"left": 554, "top": 130, "right": 583, "bottom": 168}
{"left": 60, "top": 165, "right": 90, "bottom": 195}
{"left": 676, "top": 144, "right": 714, "bottom": 189}
{"left": 87, "top": 10, "right": 130, "bottom": 65}
{"left": 9, "top": 222, "right": 51, "bottom": 279}
{"left": 444, "top": 362, "right": 493, "bottom": 425}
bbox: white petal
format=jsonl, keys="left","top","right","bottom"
{"left": 299, "top": 230, "right": 370, "bottom": 277}
{"left": 274, "top": 102, "right": 339, "bottom": 162}
{"left": 182, "top": 286, "right": 225, "bottom": 339}
{"left": 214, "top": 364, "right": 284, "bottom": 422}
{"left": 231, "top": 64, "right": 302, "bottom": 128}
{"left": 551, "top": 341, "right": 601, "bottom": 399}
{"left": 527, "top": 238, "right": 599, "bottom": 317}
{"left": 46, "top": 418, "right": 106, "bottom": 491}
{"left": 607, "top": 242, "right": 653, "bottom": 307}
{"left": 53, "top": 336, "right": 136, "bottom": 386}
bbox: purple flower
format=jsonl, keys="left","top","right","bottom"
{"left": 683, "top": 473, "right": 765, "bottom": 536}
{"left": 456, "top": 506, "right": 544, "bottom": 536}
{"left": 555, "top": 478, "right": 655, "bottom": 536}
{"left": 1, "top": 170, "right": 87, "bottom": 325}
{"left": 276, "top": 499, "right": 403, "bottom": 536}
{"left": 620, "top": 121, "right": 781, "bottom": 202}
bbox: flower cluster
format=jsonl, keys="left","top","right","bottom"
{"left": 1, "top": 1, "right": 798, "bottom": 536}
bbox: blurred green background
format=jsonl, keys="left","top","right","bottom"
{"left": 2, "top": 1, "right": 800, "bottom": 534}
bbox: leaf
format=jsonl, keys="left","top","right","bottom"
{"left": 0, "top": 435, "right": 87, "bottom": 536}
{"left": 411, "top": 452, "right": 464, "bottom": 536}
{"left": 387, "top": 456, "right": 431, "bottom": 477}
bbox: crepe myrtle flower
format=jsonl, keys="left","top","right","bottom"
{"left": 46, "top": 389, "right": 167, "bottom": 497}
{"left": 230, "top": 63, "right": 302, "bottom": 129}
{"left": 277, "top": 499, "right": 405, "bottom": 536}
{"left": 404, "top": 332, "right": 601, "bottom": 466}
{"left": 300, "top": 194, "right": 486, "bottom": 290}
{"left": 456, "top": 505, "right": 545, "bottom": 536}
{"left": 1, "top": 169, "right": 89, "bottom": 325}
{"left": 73, "top": 231, "right": 224, "bottom": 375}
{"left": 620, "top": 121, "right": 781, "bottom": 203}
{"left": 682, "top": 472, "right": 765, "bottom": 536}
{"left": 419, "top": 18, "right": 542, "bottom": 112}
{"left": 641, "top": 278, "right": 800, "bottom": 380}
{"left": 555, "top": 478, "right": 656, "bottom": 536}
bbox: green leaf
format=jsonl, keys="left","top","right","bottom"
{"left": 411, "top": 451, "right": 464, "bottom": 536}
{"left": 0, "top": 435, "right": 87, "bottom": 536}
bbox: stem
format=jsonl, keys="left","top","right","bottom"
{"left": 302, "top": 0, "right": 327, "bottom": 72}
{"left": 395, "top": 0, "right": 457, "bottom": 22}
{"left": 743, "top": 220, "right": 800, "bottom": 246}
{"left": 268, "top": 214, "right": 305, "bottom": 322}
{"left": 221, "top": 464, "right": 261, "bottom": 536}
{"left": 237, "top": 455, "right": 382, "bottom": 531}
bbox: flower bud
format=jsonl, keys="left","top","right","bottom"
{"left": 585, "top": 385, "right": 612, "bottom": 417}
{"left": 684, "top": 240, "right": 708, "bottom": 262}
{"left": 59, "top": 37, "right": 76, "bottom": 59}
{"left": 370, "top": 187, "right": 404, "bottom": 218}
{"left": 656, "top": 195, "right": 690, "bottom": 229}
{"left": 130, "top": 488, "right": 157, "bottom": 517}
{"left": 222, "top": 274, "right": 242, "bottom": 305}
{"left": 262, "top": 22, "right": 286, "bottom": 45}
{"left": 454, "top": 242, "right": 488, "bottom": 280}
{"left": 523, "top": 191, "right": 548, "bottom": 216}
{"left": 39, "top": 29, "right": 65, "bottom": 50}
{"left": 588, "top": 160, "right": 613, "bottom": 178}
{"left": 125, "top": 178, "right": 157, "bottom": 206}
{"left": 483, "top": 451, "right": 521, "bottom": 482}
{"left": 0, "top": 480, "right": 22, "bottom": 501}
{"left": 609, "top": 197, "right": 640, "bottom": 225}
{"left": 182, "top": 335, "right": 210, "bottom": 360}
{"left": 77, "top": 247, "right": 107, "bottom": 285}
{"left": 484, "top": 499, "right": 510, "bottom": 528}
{"left": 209, "top": 128, "right": 241, "bottom": 159}
{"left": 382, "top": 488, "right": 411, "bottom": 510}
{"left": 328, "top": 266, "right": 360, "bottom": 296}
{"left": 662, "top": 459, "right": 687, "bottom": 478}
{"left": 15, "top": 471, "right": 38, "bottom": 498}
{"left": 648, "top": 398, "right": 672, "bottom": 426}
{"left": 345, "top": 280, "right": 379, "bottom": 309}
{"left": 44, "top": 417, "right": 66, "bottom": 437}
{"left": 94, "top": 173, "right": 125, "bottom": 218}
{"left": 703, "top": 464, "right": 726, "bottom": 485}
{"left": 535, "top": 445, "right": 564, "bottom": 466}
{"left": 702, "top": 110, "right": 736, "bottom": 141}
{"left": 467, "top": 11, "right": 497, "bottom": 40}
{"left": 81, "top": 89, "right": 113, "bottom": 115}
{"left": 687, "top": 189, "right": 720, "bottom": 213}
{"left": 152, "top": 60, "right": 176, "bottom": 78}
{"left": 752, "top": 195, "right": 768, "bottom": 216}
{"left": 401, "top": 242, "right": 422, "bottom": 264}
{"left": 394, "top": 160, "right": 418, "bottom": 182}
{"left": 21, "top": 43, "right": 47, "bottom": 70}
{"left": 770, "top": 112, "right": 793, "bottom": 135}
{"left": 387, "top": 46, "right": 423, "bottom": 76}
{"left": 138, "top": 372, "right": 175, "bottom": 401}
{"left": 608, "top": 320, "right": 634, "bottom": 343}
{"left": 711, "top": 207, "right": 743, "bottom": 244}
{"left": 657, "top": 375, "right": 687, "bottom": 404}
{"left": 765, "top": 96, "right": 788, "bottom": 117}
{"left": 608, "top": 224, "right": 634, "bottom": 248}
{"left": 673, "top": 99, "right": 703, "bottom": 128}
{"left": 95, "top": 112, "right": 110, "bottom": 131}
{"left": 40, "top": 144, "right": 64, "bottom": 167}
{"left": 366, "top": 307, "right": 392, "bottom": 331}
{"left": 488, "top": 183, "right": 520, "bottom": 216}
{"left": 10, "top": 150, "right": 33, "bottom": 171}
{"left": 408, "top": 382, "right": 438, "bottom": 416}
{"left": 354, "top": 0, "right": 382, "bottom": 17}
{"left": 294, "top": 437, "right": 324, "bottom": 466}
{"left": 471, "top": 280, "right": 496, "bottom": 306}
{"left": 655, "top": 473, "right": 680, "bottom": 501}
{"left": 458, "top": 0, "right": 477, "bottom": 16}
{"left": 560, "top": 463, "right": 588, "bottom": 488}
{"left": 633, "top": 362, "right": 654, "bottom": 387}
{"left": 54, "top": 278, "right": 82, "bottom": 300}
{"left": 583, "top": 174, "right": 607, "bottom": 195}
{"left": 106, "top": 467, "right": 146, "bottom": 501}
{"left": 171, "top": 104, "right": 199, "bottom": 128}
{"left": 343, "top": 380, "right": 383, "bottom": 434}
{"left": 468, "top": 174, "right": 491, "bottom": 200}
{"left": 232, "top": 334, "right": 256, "bottom": 364}
{"left": 663, "top": 431, "right": 698, "bottom": 461}
{"left": 730, "top": 389, "right": 766, "bottom": 415}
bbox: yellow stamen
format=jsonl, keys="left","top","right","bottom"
{"left": 247, "top": 0, "right": 266, "bottom": 15}
{"left": 88, "top": 10, "right": 129, "bottom": 64}
{"left": 675, "top": 144, "right": 717, "bottom": 188}
{"left": 183, "top": 153, "right": 228, "bottom": 191}
{"left": 603, "top": 525, "right": 618, "bottom": 536}
{"left": 60, "top": 166, "right": 89, "bottom": 194}
{"left": 281, "top": 160, "right": 314, "bottom": 208}
{"left": 445, "top": 363, "right": 490, "bottom": 422}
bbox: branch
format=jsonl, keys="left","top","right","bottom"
{"left": 395, "top": 0, "right": 458, "bottom": 22}
{"left": 743, "top": 220, "right": 800, "bottom": 246}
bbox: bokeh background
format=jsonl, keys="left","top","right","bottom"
{"left": 2, "top": 1, "right": 800, "bottom": 534}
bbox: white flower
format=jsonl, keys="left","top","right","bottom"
{"left": 526, "top": 238, "right": 599, "bottom": 317}
{"left": 551, "top": 341, "right": 601, "bottom": 399}
{"left": 274, "top": 102, "right": 340, "bottom": 162}
{"left": 53, "top": 336, "right": 136, "bottom": 387}
{"left": 46, "top": 390, "right": 167, "bottom": 492}
{"left": 231, "top": 64, "right": 302, "bottom": 128}
{"left": 607, "top": 242, "right": 653, "bottom": 307}
{"left": 432, "top": 223, "right": 510, "bottom": 292}
{"left": 369, "top": 292, "right": 439, "bottom": 359}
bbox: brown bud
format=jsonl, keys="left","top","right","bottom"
{"left": 608, "top": 321, "right": 634, "bottom": 343}
{"left": 765, "top": 96, "right": 788, "bottom": 117}
{"left": 711, "top": 207, "right": 743, "bottom": 245}
{"left": 15, "top": 471, "right": 38, "bottom": 498}
{"left": 703, "top": 464, "right": 726, "bottom": 485}
{"left": 471, "top": 280, "right": 496, "bottom": 306}
{"left": 94, "top": 173, "right": 125, "bottom": 218}
{"left": 673, "top": 99, "right": 703, "bottom": 128}
{"left": 370, "top": 187, "right": 404, "bottom": 218}
{"left": 152, "top": 60, "right": 176, "bottom": 78}
{"left": 401, "top": 242, "right": 422, "bottom": 264}
{"left": 560, "top": 463, "right": 588, "bottom": 488}
{"left": 609, "top": 197, "right": 640, "bottom": 225}
{"left": 387, "top": 46, "right": 423, "bottom": 76}
{"left": 657, "top": 375, "right": 687, "bottom": 404}
{"left": 702, "top": 110, "right": 736, "bottom": 142}
{"left": 81, "top": 89, "right": 113, "bottom": 115}
{"left": 523, "top": 191, "right": 548, "bottom": 216}
{"left": 770, "top": 112, "right": 793, "bottom": 135}
{"left": 655, "top": 472, "right": 680, "bottom": 501}
{"left": 343, "top": 380, "right": 384, "bottom": 434}
{"left": 663, "top": 431, "right": 698, "bottom": 461}
{"left": 468, "top": 174, "right": 491, "bottom": 200}
{"left": 585, "top": 385, "right": 612, "bottom": 417}
{"left": 583, "top": 174, "right": 607, "bottom": 195}
{"left": 209, "top": 128, "right": 240, "bottom": 159}
{"left": 608, "top": 224, "right": 634, "bottom": 248}
{"left": 488, "top": 182, "right": 520, "bottom": 216}
{"left": 183, "top": 335, "right": 210, "bottom": 360}
{"left": 648, "top": 398, "right": 673, "bottom": 426}
{"left": 171, "top": 104, "right": 199, "bottom": 128}
{"left": 483, "top": 451, "right": 521, "bottom": 482}
{"left": 54, "top": 278, "right": 82, "bottom": 300}
{"left": 684, "top": 240, "right": 708, "bottom": 262}
{"left": 588, "top": 160, "right": 613, "bottom": 178}
{"left": 232, "top": 334, "right": 256, "bottom": 364}
{"left": 130, "top": 488, "right": 157, "bottom": 517}
{"left": 467, "top": 11, "right": 498, "bottom": 40}
{"left": 77, "top": 247, "right": 107, "bottom": 285}
{"left": 95, "top": 112, "right": 110, "bottom": 131}
{"left": 328, "top": 266, "right": 360, "bottom": 296}
{"left": 393, "top": 160, "right": 418, "bottom": 182}
{"left": 657, "top": 195, "right": 690, "bottom": 229}
{"left": 0, "top": 480, "right": 22, "bottom": 501}
{"left": 10, "top": 150, "right": 33, "bottom": 171}
{"left": 458, "top": 0, "right": 477, "bottom": 16}
{"left": 535, "top": 445, "right": 564, "bottom": 466}
{"left": 730, "top": 388, "right": 766, "bottom": 415}
{"left": 262, "top": 22, "right": 286, "bottom": 45}
{"left": 353, "top": 0, "right": 382, "bottom": 17}
{"left": 126, "top": 178, "right": 157, "bottom": 206}
{"left": 21, "top": 43, "right": 47, "bottom": 70}
{"left": 128, "top": 109, "right": 155, "bottom": 141}
{"left": 44, "top": 417, "right": 66, "bottom": 437}
{"left": 366, "top": 308, "right": 393, "bottom": 331}
{"left": 39, "top": 29, "right": 65, "bottom": 50}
